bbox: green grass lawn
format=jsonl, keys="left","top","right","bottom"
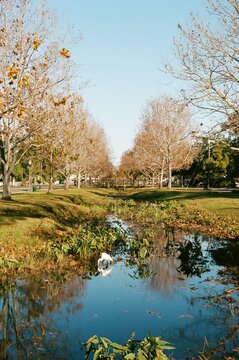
{"left": 0, "top": 188, "right": 112, "bottom": 243}
{"left": 0, "top": 187, "right": 238, "bottom": 245}
{"left": 119, "top": 188, "right": 239, "bottom": 216}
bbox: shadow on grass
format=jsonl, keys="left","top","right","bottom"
{"left": 115, "top": 189, "right": 239, "bottom": 202}
{"left": 0, "top": 188, "right": 238, "bottom": 227}
{"left": 0, "top": 192, "right": 85, "bottom": 227}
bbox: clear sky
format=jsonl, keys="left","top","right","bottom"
{"left": 48, "top": 0, "right": 209, "bottom": 165}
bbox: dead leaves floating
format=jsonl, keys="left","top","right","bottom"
{"left": 60, "top": 48, "right": 70, "bottom": 58}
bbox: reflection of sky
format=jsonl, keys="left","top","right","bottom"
{"left": 2, "top": 235, "right": 239, "bottom": 359}
{"left": 49, "top": 256, "right": 237, "bottom": 359}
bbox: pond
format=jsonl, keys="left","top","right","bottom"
{"left": 0, "top": 219, "right": 238, "bottom": 359}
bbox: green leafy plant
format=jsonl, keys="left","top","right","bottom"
{"left": 176, "top": 239, "right": 209, "bottom": 277}
{"left": 46, "top": 217, "right": 128, "bottom": 262}
{"left": 82, "top": 333, "right": 174, "bottom": 359}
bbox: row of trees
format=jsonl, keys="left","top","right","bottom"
{"left": 0, "top": 0, "right": 113, "bottom": 199}
{"left": 119, "top": 97, "right": 195, "bottom": 188}
{"left": 1, "top": 0, "right": 239, "bottom": 197}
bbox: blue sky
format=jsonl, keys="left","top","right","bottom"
{"left": 48, "top": 0, "right": 209, "bottom": 164}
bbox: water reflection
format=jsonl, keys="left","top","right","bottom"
{"left": 147, "top": 256, "right": 181, "bottom": 294}
{"left": 0, "top": 275, "right": 86, "bottom": 359}
{"left": 0, "top": 225, "right": 238, "bottom": 359}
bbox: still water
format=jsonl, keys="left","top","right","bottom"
{"left": 0, "top": 222, "right": 238, "bottom": 359}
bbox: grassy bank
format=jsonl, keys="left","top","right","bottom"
{"left": 0, "top": 187, "right": 238, "bottom": 274}
{"left": 113, "top": 188, "right": 239, "bottom": 239}
{"left": 0, "top": 188, "right": 119, "bottom": 274}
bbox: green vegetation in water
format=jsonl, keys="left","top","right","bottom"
{"left": 82, "top": 333, "right": 174, "bottom": 360}
{"left": 44, "top": 217, "right": 128, "bottom": 263}
{"left": 176, "top": 238, "right": 209, "bottom": 277}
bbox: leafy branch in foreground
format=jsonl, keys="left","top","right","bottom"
{"left": 82, "top": 333, "right": 174, "bottom": 359}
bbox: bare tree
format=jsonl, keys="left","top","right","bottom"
{"left": 85, "top": 120, "right": 113, "bottom": 181}
{"left": 166, "top": 0, "right": 239, "bottom": 134}
{"left": 119, "top": 149, "right": 139, "bottom": 186}
{"left": 134, "top": 130, "right": 163, "bottom": 187}
{"left": 134, "top": 97, "right": 194, "bottom": 188}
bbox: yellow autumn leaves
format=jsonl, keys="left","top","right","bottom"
{"left": 6, "top": 64, "right": 19, "bottom": 79}
{"left": 2, "top": 34, "right": 71, "bottom": 119}
{"left": 60, "top": 48, "right": 70, "bottom": 58}
{"left": 6, "top": 65, "right": 31, "bottom": 89}
{"left": 19, "top": 75, "right": 31, "bottom": 88}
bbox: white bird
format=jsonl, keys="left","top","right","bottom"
{"left": 97, "top": 252, "right": 113, "bottom": 266}
{"left": 97, "top": 253, "right": 113, "bottom": 277}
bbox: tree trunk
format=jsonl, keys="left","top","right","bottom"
{"left": 48, "top": 155, "right": 54, "bottom": 193}
{"left": 77, "top": 171, "right": 81, "bottom": 189}
{"left": 84, "top": 174, "right": 88, "bottom": 187}
{"left": 168, "top": 163, "right": 172, "bottom": 189}
{"left": 2, "top": 172, "right": 11, "bottom": 200}
{"left": 152, "top": 174, "right": 155, "bottom": 188}
{"left": 48, "top": 176, "right": 53, "bottom": 193}
{"left": 65, "top": 175, "right": 69, "bottom": 190}
{"left": 159, "top": 169, "right": 164, "bottom": 188}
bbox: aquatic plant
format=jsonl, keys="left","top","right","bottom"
{"left": 82, "top": 333, "right": 174, "bottom": 359}
{"left": 46, "top": 217, "right": 128, "bottom": 262}
{"left": 176, "top": 239, "right": 209, "bottom": 277}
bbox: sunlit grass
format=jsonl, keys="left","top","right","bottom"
{"left": 120, "top": 187, "right": 239, "bottom": 216}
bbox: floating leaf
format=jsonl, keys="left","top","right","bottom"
{"left": 110, "top": 342, "right": 128, "bottom": 351}
{"left": 224, "top": 288, "right": 239, "bottom": 295}
{"left": 137, "top": 349, "right": 147, "bottom": 360}
{"left": 124, "top": 354, "right": 135, "bottom": 359}
{"left": 93, "top": 347, "right": 103, "bottom": 360}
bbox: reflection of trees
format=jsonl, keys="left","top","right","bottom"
{"left": 147, "top": 256, "right": 181, "bottom": 294}
{"left": 210, "top": 241, "right": 239, "bottom": 267}
{"left": 17, "top": 275, "right": 85, "bottom": 317}
{"left": 143, "top": 226, "right": 185, "bottom": 293}
{"left": 0, "top": 275, "right": 86, "bottom": 359}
